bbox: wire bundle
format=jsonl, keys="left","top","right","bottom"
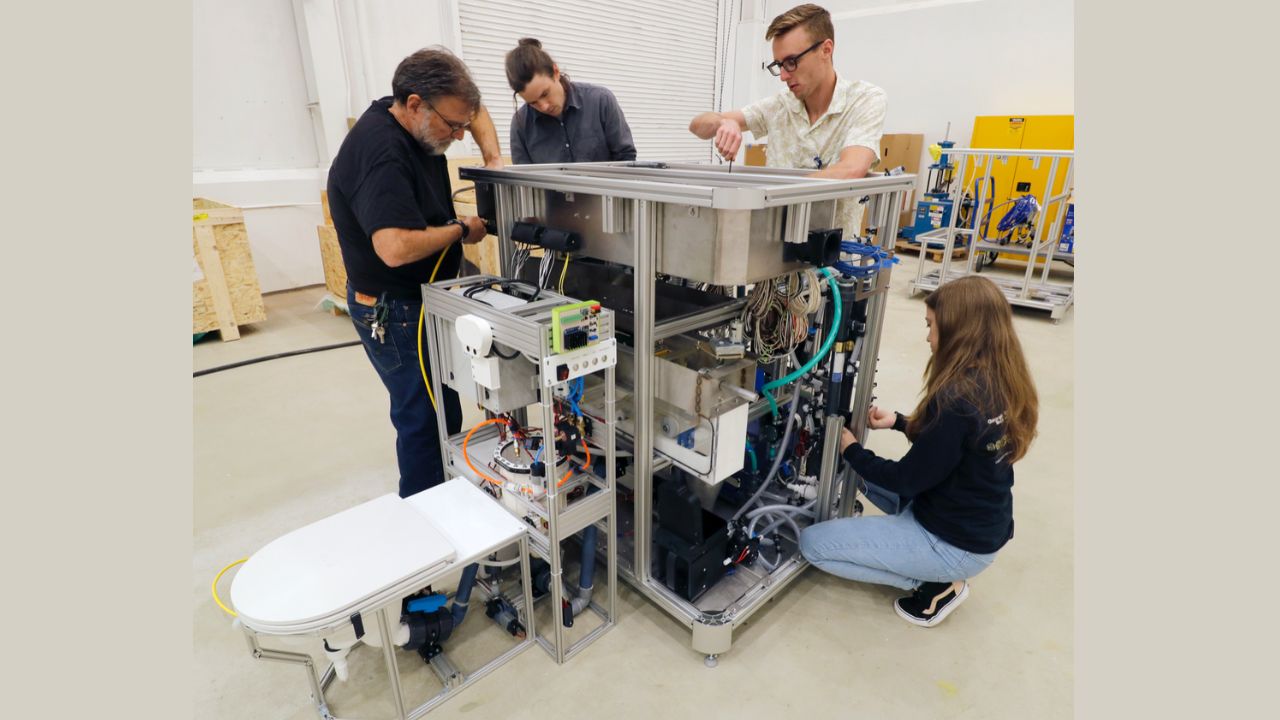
{"left": 535, "top": 251, "right": 571, "bottom": 291}
{"left": 511, "top": 243, "right": 534, "bottom": 279}
{"left": 739, "top": 269, "right": 821, "bottom": 362}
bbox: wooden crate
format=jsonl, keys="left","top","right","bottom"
{"left": 315, "top": 156, "right": 507, "bottom": 303}
{"left": 317, "top": 223, "right": 348, "bottom": 301}
{"left": 317, "top": 190, "right": 348, "bottom": 307}
{"left": 193, "top": 198, "right": 266, "bottom": 340}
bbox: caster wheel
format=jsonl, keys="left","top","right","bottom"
{"left": 852, "top": 499, "right": 864, "bottom": 517}
{"left": 705, "top": 654, "right": 719, "bottom": 668}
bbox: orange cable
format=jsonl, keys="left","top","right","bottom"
{"left": 462, "top": 417, "right": 590, "bottom": 492}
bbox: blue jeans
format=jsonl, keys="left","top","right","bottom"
{"left": 861, "top": 479, "right": 905, "bottom": 516}
{"left": 799, "top": 505, "right": 997, "bottom": 592}
{"left": 347, "top": 286, "right": 463, "bottom": 498}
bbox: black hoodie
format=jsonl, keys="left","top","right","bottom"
{"left": 843, "top": 392, "right": 1015, "bottom": 554}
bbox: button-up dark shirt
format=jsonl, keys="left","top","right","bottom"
{"left": 509, "top": 80, "right": 637, "bottom": 164}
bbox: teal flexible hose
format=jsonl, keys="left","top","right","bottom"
{"left": 760, "top": 267, "right": 842, "bottom": 417}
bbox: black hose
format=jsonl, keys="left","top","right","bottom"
{"left": 193, "top": 340, "right": 362, "bottom": 378}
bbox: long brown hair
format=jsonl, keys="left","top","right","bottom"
{"left": 906, "top": 276, "right": 1038, "bottom": 463}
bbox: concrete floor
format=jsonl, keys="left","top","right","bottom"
{"left": 194, "top": 254, "right": 1073, "bottom": 719}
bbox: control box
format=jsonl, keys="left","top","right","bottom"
{"left": 550, "top": 301, "right": 604, "bottom": 354}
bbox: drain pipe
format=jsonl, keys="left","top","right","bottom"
{"left": 450, "top": 563, "right": 480, "bottom": 626}
{"left": 564, "top": 524, "right": 598, "bottom": 619}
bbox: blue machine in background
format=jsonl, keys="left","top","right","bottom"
{"left": 903, "top": 140, "right": 959, "bottom": 246}
{"left": 1058, "top": 203, "right": 1074, "bottom": 255}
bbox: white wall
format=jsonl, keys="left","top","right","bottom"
{"left": 194, "top": 0, "right": 1071, "bottom": 292}
{"left": 193, "top": 0, "right": 328, "bottom": 292}
{"left": 822, "top": 0, "right": 1073, "bottom": 147}
{"left": 193, "top": 0, "right": 480, "bottom": 292}
{"left": 728, "top": 0, "right": 1073, "bottom": 184}
{"left": 193, "top": 0, "right": 319, "bottom": 170}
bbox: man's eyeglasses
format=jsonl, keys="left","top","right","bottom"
{"left": 763, "top": 40, "right": 824, "bottom": 77}
{"left": 425, "top": 99, "right": 472, "bottom": 133}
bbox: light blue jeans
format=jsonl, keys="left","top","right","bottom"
{"left": 799, "top": 504, "right": 997, "bottom": 592}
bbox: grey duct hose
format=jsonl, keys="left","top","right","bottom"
{"left": 754, "top": 512, "right": 803, "bottom": 572}
{"left": 750, "top": 499, "right": 815, "bottom": 571}
{"left": 562, "top": 524, "right": 598, "bottom": 618}
{"left": 450, "top": 563, "right": 480, "bottom": 626}
{"left": 751, "top": 511, "right": 806, "bottom": 540}
{"left": 733, "top": 385, "right": 803, "bottom": 522}
{"left": 759, "top": 490, "right": 790, "bottom": 504}
{"left": 745, "top": 500, "right": 816, "bottom": 520}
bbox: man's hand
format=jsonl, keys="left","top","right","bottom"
{"left": 714, "top": 118, "right": 743, "bottom": 162}
{"left": 840, "top": 426, "right": 858, "bottom": 452}
{"left": 461, "top": 216, "right": 487, "bottom": 244}
{"left": 484, "top": 157, "right": 505, "bottom": 170}
{"left": 868, "top": 405, "right": 897, "bottom": 430}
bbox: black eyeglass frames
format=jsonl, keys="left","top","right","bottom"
{"left": 763, "top": 40, "right": 824, "bottom": 77}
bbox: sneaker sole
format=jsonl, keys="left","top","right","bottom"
{"left": 895, "top": 583, "right": 969, "bottom": 628}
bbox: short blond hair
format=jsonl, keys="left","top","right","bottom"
{"left": 765, "top": 3, "right": 834, "bottom": 44}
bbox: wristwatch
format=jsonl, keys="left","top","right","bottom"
{"left": 444, "top": 218, "right": 466, "bottom": 242}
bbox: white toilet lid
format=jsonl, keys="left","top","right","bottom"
{"left": 231, "top": 494, "right": 456, "bottom": 634}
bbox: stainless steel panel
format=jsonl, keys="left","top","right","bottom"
{"left": 466, "top": 162, "right": 913, "bottom": 286}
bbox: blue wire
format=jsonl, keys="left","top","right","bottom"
{"left": 836, "top": 240, "right": 898, "bottom": 278}
{"left": 840, "top": 240, "right": 886, "bottom": 257}
{"left": 568, "top": 377, "right": 584, "bottom": 417}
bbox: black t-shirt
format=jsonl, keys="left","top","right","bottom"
{"left": 843, "top": 391, "right": 1016, "bottom": 554}
{"left": 327, "top": 97, "right": 461, "bottom": 300}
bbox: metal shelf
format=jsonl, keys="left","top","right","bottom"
{"left": 909, "top": 148, "right": 1075, "bottom": 322}
{"left": 972, "top": 240, "right": 1074, "bottom": 263}
{"left": 913, "top": 268, "right": 1074, "bottom": 321}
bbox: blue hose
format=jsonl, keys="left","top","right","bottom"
{"left": 578, "top": 525, "right": 598, "bottom": 590}
{"left": 761, "top": 267, "right": 842, "bottom": 417}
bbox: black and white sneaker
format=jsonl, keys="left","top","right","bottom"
{"left": 894, "top": 581, "right": 969, "bottom": 627}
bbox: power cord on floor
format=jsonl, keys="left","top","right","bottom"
{"left": 212, "top": 557, "right": 247, "bottom": 616}
{"left": 193, "top": 341, "right": 363, "bottom": 378}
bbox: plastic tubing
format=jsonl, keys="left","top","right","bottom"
{"left": 732, "top": 389, "right": 802, "bottom": 523}
{"left": 751, "top": 511, "right": 804, "bottom": 544}
{"left": 746, "top": 502, "right": 816, "bottom": 520}
{"left": 450, "top": 563, "right": 479, "bottom": 626}
{"left": 760, "top": 267, "right": 842, "bottom": 418}
{"left": 754, "top": 513, "right": 802, "bottom": 572}
{"left": 578, "top": 525, "right": 598, "bottom": 590}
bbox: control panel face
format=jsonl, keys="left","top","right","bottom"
{"left": 540, "top": 339, "right": 617, "bottom": 387}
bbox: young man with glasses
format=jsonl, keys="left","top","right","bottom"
{"left": 326, "top": 47, "right": 503, "bottom": 499}
{"left": 688, "top": 3, "right": 886, "bottom": 234}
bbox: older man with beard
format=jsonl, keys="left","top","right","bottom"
{"left": 327, "top": 46, "right": 503, "bottom": 499}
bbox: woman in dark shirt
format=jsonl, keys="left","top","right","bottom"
{"left": 504, "top": 38, "right": 637, "bottom": 164}
{"left": 799, "top": 276, "right": 1039, "bottom": 627}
